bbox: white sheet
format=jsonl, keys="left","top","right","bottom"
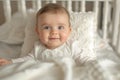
{"left": 96, "top": 46, "right": 120, "bottom": 80}
{"left": 0, "top": 57, "right": 119, "bottom": 80}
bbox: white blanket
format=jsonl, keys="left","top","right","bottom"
{"left": 0, "top": 57, "right": 120, "bottom": 80}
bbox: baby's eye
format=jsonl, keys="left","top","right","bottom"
{"left": 43, "top": 26, "right": 51, "bottom": 30}
{"left": 58, "top": 26, "right": 64, "bottom": 30}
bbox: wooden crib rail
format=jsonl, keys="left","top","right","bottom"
{"left": 2, "top": 0, "right": 112, "bottom": 21}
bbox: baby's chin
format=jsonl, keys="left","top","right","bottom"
{"left": 45, "top": 43, "right": 64, "bottom": 49}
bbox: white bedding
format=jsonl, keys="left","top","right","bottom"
{"left": 0, "top": 57, "right": 119, "bottom": 80}
{"left": 0, "top": 59, "right": 120, "bottom": 80}
{"left": 0, "top": 10, "right": 120, "bottom": 80}
{"left": 0, "top": 41, "right": 120, "bottom": 80}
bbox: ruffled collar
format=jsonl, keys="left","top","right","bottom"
{"left": 36, "top": 42, "right": 71, "bottom": 61}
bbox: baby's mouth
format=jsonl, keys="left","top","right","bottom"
{"left": 49, "top": 38, "right": 59, "bottom": 40}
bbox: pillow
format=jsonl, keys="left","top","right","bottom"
{"left": 69, "top": 12, "right": 96, "bottom": 48}
{"left": 0, "top": 11, "right": 27, "bottom": 44}
{"left": 20, "top": 11, "right": 97, "bottom": 58}
{"left": 67, "top": 12, "right": 96, "bottom": 61}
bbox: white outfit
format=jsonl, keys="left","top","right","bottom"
{"left": 12, "top": 41, "right": 96, "bottom": 64}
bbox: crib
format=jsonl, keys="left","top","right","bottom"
{"left": 0, "top": 0, "right": 120, "bottom": 80}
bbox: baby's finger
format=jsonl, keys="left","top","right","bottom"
{"left": 0, "top": 58, "right": 5, "bottom": 62}
{"left": 0, "top": 61, "right": 8, "bottom": 66}
{"left": 0, "top": 62, "right": 5, "bottom": 66}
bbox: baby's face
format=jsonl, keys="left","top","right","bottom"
{"left": 36, "top": 12, "right": 71, "bottom": 49}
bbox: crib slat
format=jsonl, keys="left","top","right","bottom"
{"left": 93, "top": 1, "right": 99, "bottom": 15}
{"left": 32, "top": 0, "right": 36, "bottom": 10}
{"left": 75, "top": 1, "right": 79, "bottom": 12}
{"left": 32, "top": 0, "right": 42, "bottom": 11}
{"left": 93, "top": 1, "right": 99, "bottom": 30}
{"left": 107, "top": 2, "right": 112, "bottom": 40}
{"left": 117, "top": 25, "right": 120, "bottom": 54}
{"left": 67, "top": 0, "right": 72, "bottom": 12}
{"left": 18, "top": 0, "right": 26, "bottom": 17}
{"left": 3, "top": 0, "right": 11, "bottom": 22}
{"left": 46, "top": 0, "right": 51, "bottom": 4}
{"left": 52, "top": 0, "right": 56, "bottom": 3}
{"left": 61, "top": 1, "right": 66, "bottom": 8}
{"left": 102, "top": 1, "right": 109, "bottom": 40}
{"left": 81, "top": 0, "right": 85, "bottom": 12}
{"left": 36, "top": 0, "right": 42, "bottom": 11}
{"left": 112, "top": 0, "right": 120, "bottom": 47}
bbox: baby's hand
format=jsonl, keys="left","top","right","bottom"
{"left": 0, "top": 58, "right": 12, "bottom": 66}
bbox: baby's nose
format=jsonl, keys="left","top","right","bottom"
{"left": 51, "top": 29, "right": 58, "bottom": 35}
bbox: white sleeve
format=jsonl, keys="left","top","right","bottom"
{"left": 12, "top": 50, "right": 35, "bottom": 63}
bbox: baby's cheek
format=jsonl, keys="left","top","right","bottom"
{"left": 61, "top": 33, "right": 69, "bottom": 41}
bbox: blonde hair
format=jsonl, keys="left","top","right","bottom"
{"left": 36, "top": 3, "right": 70, "bottom": 26}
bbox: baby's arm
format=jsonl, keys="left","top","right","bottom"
{"left": 12, "top": 50, "right": 35, "bottom": 63}
{"left": 0, "top": 42, "right": 40, "bottom": 65}
{"left": 0, "top": 52, "right": 34, "bottom": 66}
{"left": 0, "top": 58, "right": 12, "bottom": 66}
{"left": 12, "top": 54, "right": 34, "bottom": 63}
{"left": 0, "top": 53, "right": 34, "bottom": 66}
{"left": 0, "top": 50, "right": 35, "bottom": 66}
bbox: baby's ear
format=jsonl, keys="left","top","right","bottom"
{"left": 69, "top": 26, "right": 72, "bottom": 32}
{"left": 35, "top": 26, "right": 39, "bottom": 35}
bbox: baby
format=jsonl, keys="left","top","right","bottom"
{"left": 0, "top": 3, "right": 95, "bottom": 66}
